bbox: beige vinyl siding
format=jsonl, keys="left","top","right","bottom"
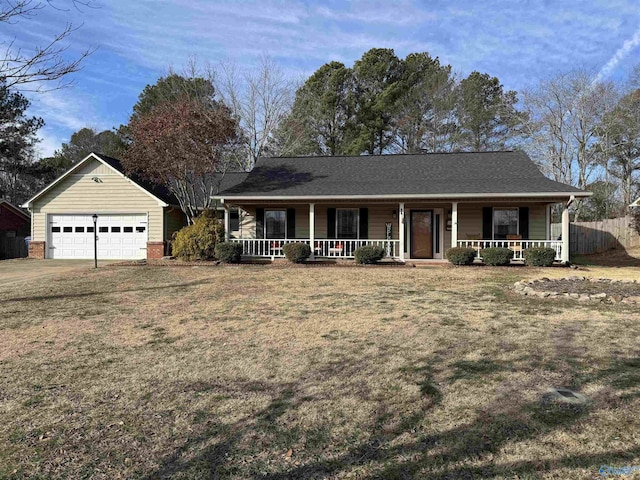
{"left": 238, "top": 207, "right": 256, "bottom": 239}
{"left": 234, "top": 201, "right": 549, "bottom": 242}
{"left": 236, "top": 204, "right": 398, "bottom": 240}
{"left": 456, "top": 204, "right": 483, "bottom": 240}
{"left": 74, "top": 161, "right": 113, "bottom": 175}
{"left": 295, "top": 207, "right": 310, "bottom": 238}
{"left": 456, "top": 203, "right": 548, "bottom": 241}
{"left": 31, "top": 158, "right": 165, "bottom": 242}
{"left": 236, "top": 205, "right": 309, "bottom": 239}
{"left": 444, "top": 225, "right": 452, "bottom": 249}
{"left": 305, "top": 205, "right": 398, "bottom": 239}
{"left": 529, "top": 204, "right": 547, "bottom": 240}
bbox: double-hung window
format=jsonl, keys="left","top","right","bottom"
{"left": 230, "top": 208, "right": 240, "bottom": 231}
{"left": 493, "top": 208, "right": 518, "bottom": 240}
{"left": 336, "top": 208, "right": 358, "bottom": 239}
{"left": 265, "top": 210, "right": 286, "bottom": 239}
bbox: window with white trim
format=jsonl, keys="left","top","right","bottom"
{"left": 265, "top": 210, "right": 286, "bottom": 239}
{"left": 337, "top": 208, "right": 358, "bottom": 239}
{"left": 230, "top": 208, "right": 240, "bottom": 231}
{"left": 493, "top": 208, "right": 518, "bottom": 240}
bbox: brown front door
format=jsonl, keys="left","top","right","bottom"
{"left": 411, "top": 210, "right": 433, "bottom": 258}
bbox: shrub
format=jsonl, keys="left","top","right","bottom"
{"left": 523, "top": 247, "right": 556, "bottom": 267}
{"left": 445, "top": 247, "right": 477, "bottom": 265}
{"left": 481, "top": 247, "right": 514, "bottom": 266}
{"left": 214, "top": 242, "right": 243, "bottom": 263}
{"left": 282, "top": 242, "right": 311, "bottom": 263}
{"left": 354, "top": 245, "right": 386, "bottom": 264}
{"left": 172, "top": 210, "right": 224, "bottom": 261}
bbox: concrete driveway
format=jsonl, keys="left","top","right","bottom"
{"left": 0, "top": 259, "right": 109, "bottom": 288}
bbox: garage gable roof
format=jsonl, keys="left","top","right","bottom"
{"left": 0, "top": 199, "right": 30, "bottom": 221}
{"left": 22, "top": 152, "right": 172, "bottom": 208}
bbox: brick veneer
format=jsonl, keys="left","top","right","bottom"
{"left": 29, "top": 241, "right": 46, "bottom": 259}
{"left": 147, "top": 241, "right": 165, "bottom": 259}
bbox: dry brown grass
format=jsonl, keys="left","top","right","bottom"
{"left": 1, "top": 258, "right": 640, "bottom": 479}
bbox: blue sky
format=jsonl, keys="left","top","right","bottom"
{"left": 3, "top": 0, "right": 640, "bottom": 157}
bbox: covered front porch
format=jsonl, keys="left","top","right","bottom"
{"left": 223, "top": 199, "right": 571, "bottom": 263}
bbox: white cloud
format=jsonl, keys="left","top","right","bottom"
{"left": 5, "top": 0, "right": 640, "bottom": 162}
{"left": 36, "top": 129, "right": 64, "bottom": 158}
{"left": 592, "top": 25, "right": 640, "bottom": 85}
{"left": 314, "top": 3, "right": 437, "bottom": 26}
{"left": 30, "top": 90, "right": 90, "bottom": 132}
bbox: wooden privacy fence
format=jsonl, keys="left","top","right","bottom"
{"left": 551, "top": 216, "right": 640, "bottom": 255}
{"left": 0, "top": 235, "right": 28, "bottom": 259}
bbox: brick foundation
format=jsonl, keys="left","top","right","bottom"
{"left": 147, "top": 241, "right": 165, "bottom": 260}
{"left": 29, "top": 241, "right": 46, "bottom": 259}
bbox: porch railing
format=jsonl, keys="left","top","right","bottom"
{"left": 231, "top": 238, "right": 400, "bottom": 259}
{"left": 456, "top": 240, "right": 563, "bottom": 261}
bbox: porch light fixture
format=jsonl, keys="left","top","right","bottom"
{"left": 392, "top": 209, "right": 397, "bottom": 219}
{"left": 92, "top": 214, "right": 98, "bottom": 269}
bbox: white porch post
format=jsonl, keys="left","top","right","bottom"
{"left": 309, "top": 203, "right": 315, "bottom": 260}
{"left": 451, "top": 202, "right": 458, "bottom": 248}
{"left": 561, "top": 203, "right": 570, "bottom": 263}
{"left": 398, "top": 202, "right": 405, "bottom": 260}
{"left": 224, "top": 205, "right": 230, "bottom": 242}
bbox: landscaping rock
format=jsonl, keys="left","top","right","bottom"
{"left": 512, "top": 277, "right": 640, "bottom": 303}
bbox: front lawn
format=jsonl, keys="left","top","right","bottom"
{"left": 1, "top": 260, "right": 640, "bottom": 479}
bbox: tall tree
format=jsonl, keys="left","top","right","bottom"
{"left": 455, "top": 71, "right": 525, "bottom": 151}
{"left": 281, "top": 61, "right": 353, "bottom": 156}
{"left": 348, "top": 48, "right": 404, "bottom": 155}
{"left": 55, "top": 127, "right": 126, "bottom": 165}
{"left": 0, "top": 78, "right": 43, "bottom": 203}
{"left": 130, "top": 73, "right": 217, "bottom": 121}
{"left": 580, "top": 180, "right": 622, "bottom": 221}
{"left": 522, "top": 70, "right": 618, "bottom": 221}
{"left": 1, "top": 0, "right": 94, "bottom": 90}
{"left": 215, "top": 56, "right": 295, "bottom": 167}
{"left": 122, "top": 97, "right": 238, "bottom": 224}
{"left": 393, "top": 52, "right": 457, "bottom": 153}
{"left": 597, "top": 89, "right": 640, "bottom": 212}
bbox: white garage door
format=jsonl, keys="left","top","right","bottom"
{"left": 48, "top": 214, "right": 148, "bottom": 259}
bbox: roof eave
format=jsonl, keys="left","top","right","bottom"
{"left": 214, "top": 191, "right": 591, "bottom": 202}
{"left": 0, "top": 200, "right": 30, "bottom": 220}
{"left": 22, "top": 152, "right": 169, "bottom": 208}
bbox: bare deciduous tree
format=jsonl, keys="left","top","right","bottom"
{"left": 215, "top": 56, "right": 295, "bottom": 168}
{"left": 122, "top": 98, "right": 239, "bottom": 224}
{"left": 597, "top": 88, "right": 640, "bottom": 212}
{"left": 1, "top": 0, "right": 95, "bottom": 90}
{"left": 522, "top": 70, "right": 618, "bottom": 221}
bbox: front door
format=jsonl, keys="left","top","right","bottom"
{"left": 411, "top": 210, "right": 433, "bottom": 259}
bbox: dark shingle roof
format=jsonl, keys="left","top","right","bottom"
{"left": 219, "top": 151, "right": 585, "bottom": 198}
{"left": 0, "top": 199, "right": 30, "bottom": 221}
{"left": 94, "top": 153, "right": 248, "bottom": 206}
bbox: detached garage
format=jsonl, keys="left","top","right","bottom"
{"left": 22, "top": 153, "right": 186, "bottom": 260}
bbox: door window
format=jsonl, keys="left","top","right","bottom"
{"left": 336, "top": 209, "right": 358, "bottom": 239}
{"left": 265, "top": 210, "right": 286, "bottom": 239}
{"left": 493, "top": 208, "right": 518, "bottom": 240}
